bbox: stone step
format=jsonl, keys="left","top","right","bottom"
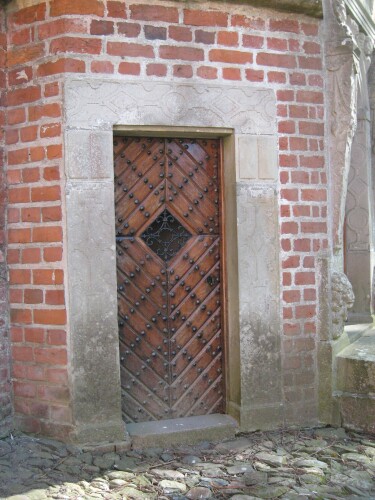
{"left": 127, "top": 413, "right": 238, "bottom": 449}
{"left": 335, "top": 327, "right": 375, "bottom": 434}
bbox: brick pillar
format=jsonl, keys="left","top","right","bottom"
{"left": 0, "top": 7, "right": 13, "bottom": 438}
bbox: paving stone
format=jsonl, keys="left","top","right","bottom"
{"left": 186, "top": 486, "right": 212, "bottom": 499}
{"left": 159, "top": 479, "right": 187, "bottom": 493}
{"left": 109, "top": 478, "right": 127, "bottom": 488}
{"left": 314, "top": 427, "right": 347, "bottom": 440}
{"left": 226, "top": 463, "right": 254, "bottom": 474}
{"left": 106, "top": 470, "right": 136, "bottom": 480}
{"left": 216, "top": 437, "right": 252, "bottom": 453}
{"left": 181, "top": 455, "right": 201, "bottom": 465}
{"left": 185, "top": 474, "right": 201, "bottom": 488}
{"left": 299, "top": 473, "right": 325, "bottom": 484}
{"left": 24, "top": 489, "right": 49, "bottom": 499}
{"left": 247, "top": 485, "right": 290, "bottom": 498}
{"left": 118, "top": 486, "right": 156, "bottom": 499}
{"left": 292, "top": 458, "right": 329, "bottom": 469}
{"left": 199, "top": 477, "right": 229, "bottom": 487}
{"left": 152, "top": 468, "right": 185, "bottom": 480}
{"left": 341, "top": 452, "right": 373, "bottom": 464}
{"left": 244, "top": 470, "right": 268, "bottom": 485}
{"left": 142, "top": 447, "right": 164, "bottom": 458}
{"left": 229, "top": 496, "right": 259, "bottom": 500}
{"left": 112, "top": 456, "right": 139, "bottom": 471}
{"left": 255, "top": 452, "right": 288, "bottom": 467}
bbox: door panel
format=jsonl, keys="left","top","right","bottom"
{"left": 114, "top": 136, "right": 224, "bottom": 422}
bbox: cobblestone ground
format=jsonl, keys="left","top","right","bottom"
{"left": 0, "top": 427, "right": 374, "bottom": 499}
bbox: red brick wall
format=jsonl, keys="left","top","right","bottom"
{"left": 4, "top": 0, "right": 326, "bottom": 436}
{"left": 0, "top": 7, "right": 13, "bottom": 438}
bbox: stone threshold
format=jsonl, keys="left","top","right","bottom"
{"left": 127, "top": 414, "right": 239, "bottom": 449}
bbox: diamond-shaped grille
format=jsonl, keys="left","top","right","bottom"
{"left": 141, "top": 209, "right": 191, "bottom": 262}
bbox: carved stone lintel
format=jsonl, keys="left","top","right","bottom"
{"left": 331, "top": 271, "right": 355, "bottom": 339}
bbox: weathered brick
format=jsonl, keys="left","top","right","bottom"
{"left": 34, "top": 309, "right": 66, "bottom": 326}
{"left": 118, "top": 62, "right": 140, "bottom": 75}
{"left": 270, "top": 19, "right": 299, "bottom": 33}
{"left": 245, "top": 68, "right": 264, "bottom": 82}
{"left": 257, "top": 52, "right": 296, "bottom": 68}
{"left": 43, "top": 247, "right": 63, "bottom": 262}
{"left": 24, "top": 289, "right": 43, "bottom": 305}
{"left": 184, "top": 9, "right": 228, "bottom": 27}
{"left": 37, "top": 58, "right": 85, "bottom": 77}
{"left": 169, "top": 26, "right": 192, "bottom": 42}
{"left": 9, "top": 3, "right": 46, "bottom": 26}
{"left": 197, "top": 66, "right": 217, "bottom": 80}
{"left": 34, "top": 348, "right": 67, "bottom": 365}
{"left": 144, "top": 25, "right": 167, "bottom": 40}
{"left": 195, "top": 30, "right": 215, "bottom": 45}
{"left": 222, "top": 67, "right": 241, "bottom": 80}
{"left": 7, "top": 44, "right": 44, "bottom": 67}
{"left": 267, "top": 37, "right": 288, "bottom": 51}
{"left": 107, "top": 1, "right": 127, "bottom": 18}
{"left": 7, "top": 86, "right": 41, "bottom": 106}
{"left": 108, "top": 42, "right": 154, "bottom": 58}
{"left": 33, "top": 269, "right": 63, "bottom": 285}
{"left": 160, "top": 46, "right": 204, "bottom": 61}
{"left": 50, "top": 37, "right": 102, "bottom": 55}
{"left": 117, "top": 22, "right": 141, "bottom": 38}
{"left": 32, "top": 226, "right": 62, "bottom": 243}
{"left": 209, "top": 49, "right": 252, "bottom": 64}
{"left": 173, "top": 64, "right": 193, "bottom": 78}
{"left": 231, "top": 14, "right": 265, "bottom": 30}
{"left": 218, "top": 31, "right": 238, "bottom": 46}
{"left": 146, "top": 63, "right": 167, "bottom": 77}
{"left": 299, "top": 121, "right": 324, "bottom": 136}
{"left": 299, "top": 56, "right": 322, "bottom": 70}
{"left": 130, "top": 4, "right": 178, "bottom": 23}
{"left": 45, "top": 290, "right": 65, "bottom": 306}
{"left": 242, "top": 34, "right": 264, "bottom": 49}
{"left": 90, "top": 20, "right": 114, "bottom": 35}
{"left": 50, "top": 0, "right": 104, "bottom": 17}
{"left": 38, "top": 18, "right": 87, "bottom": 40}
{"left": 297, "top": 90, "right": 323, "bottom": 104}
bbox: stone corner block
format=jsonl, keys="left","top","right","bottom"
{"left": 237, "top": 135, "right": 278, "bottom": 181}
{"left": 65, "top": 129, "right": 114, "bottom": 180}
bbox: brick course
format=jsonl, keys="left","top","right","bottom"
{"left": 2, "top": 0, "right": 326, "bottom": 436}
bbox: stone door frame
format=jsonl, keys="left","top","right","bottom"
{"left": 63, "top": 78, "right": 281, "bottom": 443}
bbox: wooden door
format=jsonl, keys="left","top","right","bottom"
{"left": 114, "top": 136, "right": 224, "bottom": 423}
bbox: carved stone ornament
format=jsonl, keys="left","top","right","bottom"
{"left": 332, "top": 0, "right": 360, "bottom": 47}
{"left": 327, "top": 0, "right": 375, "bottom": 252}
{"left": 331, "top": 271, "right": 355, "bottom": 339}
